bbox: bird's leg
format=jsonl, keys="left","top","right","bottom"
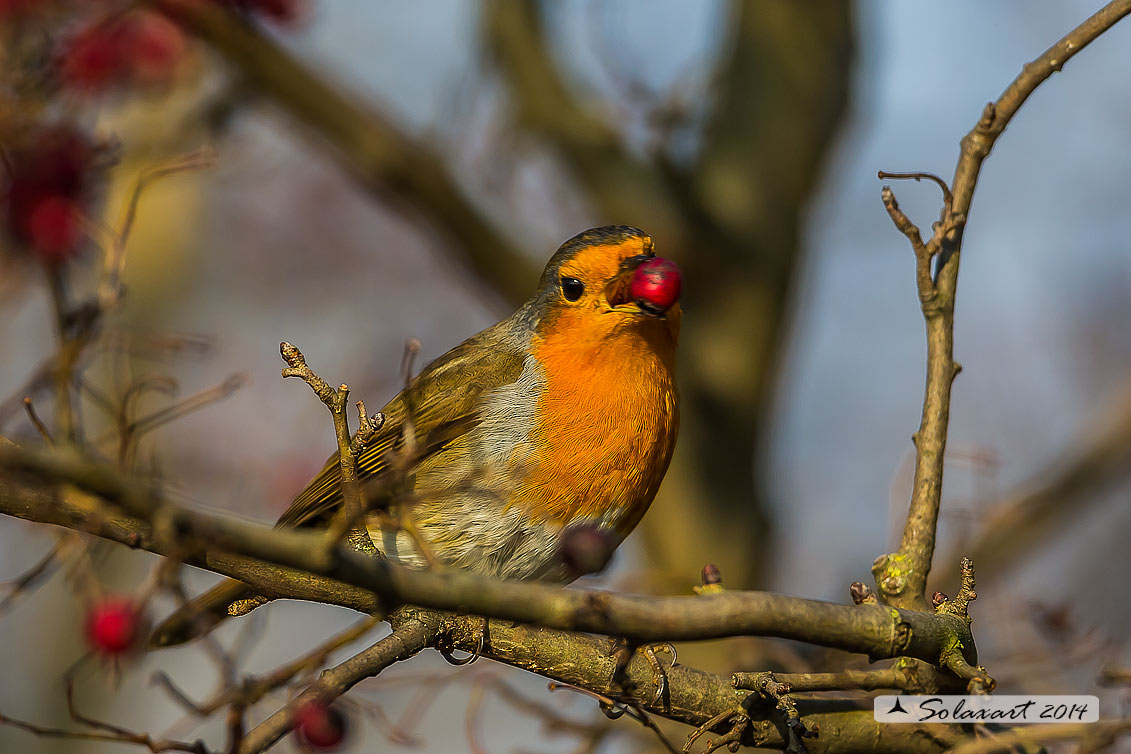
{"left": 605, "top": 638, "right": 678, "bottom": 708}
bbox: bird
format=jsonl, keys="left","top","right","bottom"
{"left": 150, "top": 225, "right": 681, "bottom": 647}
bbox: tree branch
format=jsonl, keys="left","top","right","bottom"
{"left": 430, "top": 610, "right": 965, "bottom": 754}
{"left": 236, "top": 610, "right": 439, "bottom": 754}
{"left": 877, "top": 0, "right": 1131, "bottom": 609}
{"left": 149, "top": 0, "right": 538, "bottom": 304}
{"left": 0, "top": 443, "right": 978, "bottom": 667}
{"left": 480, "top": 0, "right": 684, "bottom": 246}
{"left": 0, "top": 459, "right": 978, "bottom": 751}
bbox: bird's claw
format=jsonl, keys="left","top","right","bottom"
{"left": 643, "top": 642, "right": 677, "bottom": 707}
{"left": 605, "top": 638, "right": 677, "bottom": 708}
{"left": 440, "top": 619, "right": 485, "bottom": 666}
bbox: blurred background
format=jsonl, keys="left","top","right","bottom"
{"left": 1, "top": 1, "right": 1130, "bottom": 752}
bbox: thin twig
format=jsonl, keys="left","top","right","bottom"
{"left": 279, "top": 342, "right": 367, "bottom": 547}
{"left": 0, "top": 540, "right": 63, "bottom": 613}
{"left": 547, "top": 683, "right": 681, "bottom": 754}
{"left": 236, "top": 610, "right": 437, "bottom": 754}
{"left": 22, "top": 397, "right": 54, "bottom": 447}
{"left": 732, "top": 666, "right": 918, "bottom": 694}
{"left": 100, "top": 148, "right": 216, "bottom": 309}
{"left": 129, "top": 374, "right": 246, "bottom": 437}
{"left": 876, "top": 170, "right": 953, "bottom": 206}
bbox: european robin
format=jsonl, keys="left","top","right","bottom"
{"left": 151, "top": 225, "right": 681, "bottom": 646}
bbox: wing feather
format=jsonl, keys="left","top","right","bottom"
{"left": 275, "top": 327, "right": 527, "bottom": 529}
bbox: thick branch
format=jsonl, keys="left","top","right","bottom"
{"left": 0, "top": 444, "right": 973, "bottom": 752}
{"left": 433, "top": 611, "right": 965, "bottom": 754}
{"left": 0, "top": 445, "right": 977, "bottom": 667}
{"left": 481, "top": 0, "right": 683, "bottom": 244}
{"left": 149, "top": 0, "right": 537, "bottom": 304}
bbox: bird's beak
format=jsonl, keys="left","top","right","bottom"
{"left": 603, "top": 255, "right": 653, "bottom": 313}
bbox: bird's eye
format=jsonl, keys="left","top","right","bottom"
{"left": 560, "top": 276, "right": 585, "bottom": 302}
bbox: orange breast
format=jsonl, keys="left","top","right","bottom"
{"left": 520, "top": 310, "right": 679, "bottom": 534}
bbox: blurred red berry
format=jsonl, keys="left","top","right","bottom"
{"left": 26, "top": 196, "right": 82, "bottom": 262}
{"left": 123, "top": 11, "right": 186, "bottom": 84}
{"left": 85, "top": 598, "right": 144, "bottom": 656}
{"left": 558, "top": 523, "right": 616, "bottom": 576}
{"left": 60, "top": 11, "right": 185, "bottom": 91}
{"left": 629, "top": 258, "right": 682, "bottom": 314}
{"left": 293, "top": 700, "right": 348, "bottom": 751}
{"left": 60, "top": 22, "right": 125, "bottom": 90}
{"left": 4, "top": 128, "right": 94, "bottom": 262}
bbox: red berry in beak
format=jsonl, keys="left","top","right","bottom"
{"left": 294, "top": 700, "right": 348, "bottom": 751}
{"left": 629, "top": 258, "right": 682, "bottom": 315}
{"left": 85, "top": 598, "right": 144, "bottom": 656}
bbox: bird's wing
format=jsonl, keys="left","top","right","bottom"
{"left": 275, "top": 328, "right": 527, "bottom": 529}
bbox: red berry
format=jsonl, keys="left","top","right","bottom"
{"left": 60, "top": 22, "right": 126, "bottom": 90}
{"left": 60, "top": 11, "right": 185, "bottom": 91}
{"left": 629, "top": 257, "right": 682, "bottom": 313}
{"left": 124, "top": 11, "right": 186, "bottom": 84}
{"left": 4, "top": 128, "right": 94, "bottom": 262}
{"left": 558, "top": 523, "right": 616, "bottom": 576}
{"left": 26, "top": 196, "right": 82, "bottom": 262}
{"left": 294, "top": 700, "right": 348, "bottom": 751}
{"left": 84, "top": 598, "right": 143, "bottom": 656}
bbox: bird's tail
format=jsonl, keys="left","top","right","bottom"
{"left": 148, "top": 579, "right": 270, "bottom": 648}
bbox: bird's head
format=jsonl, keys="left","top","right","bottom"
{"left": 528, "top": 226, "right": 682, "bottom": 349}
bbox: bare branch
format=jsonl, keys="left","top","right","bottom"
{"left": 236, "top": 610, "right": 437, "bottom": 754}
{"left": 879, "top": 186, "right": 933, "bottom": 303}
{"left": 877, "top": 0, "right": 1131, "bottom": 609}
{"left": 149, "top": 0, "right": 537, "bottom": 304}
{"left": 280, "top": 342, "right": 367, "bottom": 544}
{"left": 101, "top": 148, "right": 217, "bottom": 309}
{"left": 876, "top": 171, "right": 953, "bottom": 207}
{"left": 21, "top": 397, "right": 54, "bottom": 447}
{"left": 0, "top": 445, "right": 968, "bottom": 751}
{"left": 948, "top": 0, "right": 1131, "bottom": 237}
{"left": 0, "top": 444, "right": 978, "bottom": 667}
{"left": 0, "top": 539, "right": 62, "bottom": 613}
{"left": 732, "top": 666, "right": 921, "bottom": 694}
{"left": 436, "top": 611, "right": 964, "bottom": 753}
